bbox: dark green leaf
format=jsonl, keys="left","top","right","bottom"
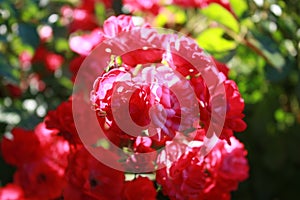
{"left": 229, "top": 0, "right": 248, "bottom": 18}
{"left": 18, "top": 23, "right": 39, "bottom": 48}
{"left": 0, "top": 54, "right": 19, "bottom": 83}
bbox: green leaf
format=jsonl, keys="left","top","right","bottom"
{"left": 20, "top": 2, "right": 40, "bottom": 22}
{"left": 18, "top": 23, "right": 39, "bottom": 48}
{"left": 248, "top": 36, "right": 285, "bottom": 70}
{"left": 58, "top": 76, "right": 73, "bottom": 90}
{"left": 196, "top": 28, "right": 237, "bottom": 52}
{"left": 168, "top": 6, "right": 187, "bottom": 24}
{"left": 55, "top": 38, "right": 70, "bottom": 52}
{"left": 201, "top": 3, "right": 240, "bottom": 33}
{"left": 0, "top": 54, "right": 19, "bottom": 84}
{"left": 154, "top": 13, "right": 168, "bottom": 27}
{"left": 92, "top": 139, "right": 110, "bottom": 149}
{"left": 210, "top": 49, "right": 236, "bottom": 62}
{"left": 263, "top": 51, "right": 285, "bottom": 70}
{"left": 95, "top": 2, "right": 106, "bottom": 25}
{"left": 229, "top": 0, "right": 248, "bottom": 18}
{"left": 264, "top": 60, "right": 291, "bottom": 82}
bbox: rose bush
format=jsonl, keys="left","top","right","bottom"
{"left": 13, "top": 0, "right": 300, "bottom": 199}
{"left": 0, "top": 11, "right": 249, "bottom": 199}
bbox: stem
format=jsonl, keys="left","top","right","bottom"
{"left": 222, "top": 25, "right": 276, "bottom": 67}
{"left": 243, "top": 37, "right": 273, "bottom": 65}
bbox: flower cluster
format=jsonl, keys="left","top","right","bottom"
{"left": 1, "top": 123, "right": 69, "bottom": 199}
{"left": 156, "top": 136, "right": 249, "bottom": 199}
{"left": 88, "top": 15, "right": 247, "bottom": 146}
{"left": 1, "top": 2, "right": 249, "bottom": 199}
{"left": 0, "top": 120, "right": 156, "bottom": 199}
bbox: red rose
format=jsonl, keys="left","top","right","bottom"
{"left": 34, "top": 122, "right": 70, "bottom": 174}
{"left": 171, "top": 0, "right": 201, "bottom": 8}
{"left": 170, "top": 0, "right": 236, "bottom": 16}
{"left": 14, "top": 160, "right": 65, "bottom": 199}
{"left": 123, "top": 0, "right": 160, "bottom": 15}
{"left": 45, "top": 52, "right": 64, "bottom": 71}
{"left": 162, "top": 35, "right": 246, "bottom": 143}
{"left": 69, "top": 55, "right": 86, "bottom": 81}
{"left": 188, "top": 76, "right": 247, "bottom": 144}
{"left": 90, "top": 68, "right": 129, "bottom": 146}
{"left": 156, "top": 150, "right": 216, "bottom": 200}
{"left": 121, "top": 48, "right": 164, "bottom": 69}
{"left": 122, "top": 176, "right": 157, "bottom": 200}
{"left": 61, "top": 0, "right": 112, "bottom": 33}
{"left": 219, "top": 80, "right": 247, "bottom": 143}
{"left": 1, "top": 122, "right": 69, "bottom": 163}
{"left": 4, "top": 83, "right": 23, "bottom": 99}
{"left": 103, "top": 15, "right": 136, "bottom": 38}
{"left": 61, "top": 6, "right": 97, "bottom": 33}
{"left": 68, "top": 15, "right": 144, "bottom": 57}
{"left": 125, "top": 137, "right": 158, "bottom": 172}
{"left": 64, "top": 147, "right": 125, "bottom": 200}
{"left": 202, "top": 186, "right": 231, "bottom": 200}
{"left": 45, "top": 100, "right": 82, "bottom": 145}
{"left": 91, "top": 65, "right": 198, "bottom": 148}
{"left": 156, "top": 136, "right": 249, "bottom": 199}
{"left": 213, "top": 58, "right": 230, "bottom": 78}
{"left": 1, "top": 128, "right": 41, "bottom": 167}
{"left": 69, "top": 28, "right": 104, "bottom": 56}
{"left": 32, "top": 45, "right": 64, "bottom": 72}
{"left": 1, "top": 122, "right": 70, "bottom": 199}
{"left": 134, "top": 136, "right": 154, "bottom": 152}
{"left": 214, "top": 137, "right": 249, "bottom": 191}
{"left": 0, "top": 184, "right": 25, "bottom": 200}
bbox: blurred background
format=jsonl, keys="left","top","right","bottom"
{"left": 0, "top": 0, "right": 299, "bottom": 199}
